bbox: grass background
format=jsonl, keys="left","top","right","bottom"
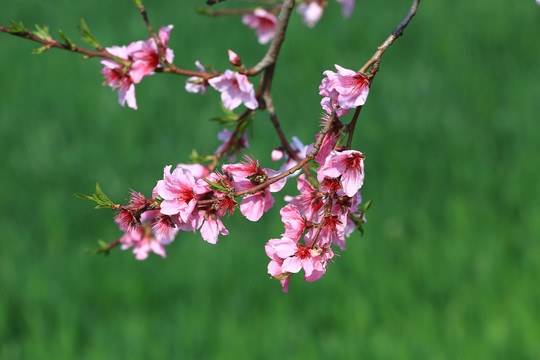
{"left": 1, "top": 0, "right": 540, "bottom": 358}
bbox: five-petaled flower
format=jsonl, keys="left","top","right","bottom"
{"left": 208, "top": 70, "right": 259, "bottom": 111}
{"left": 319, "top": 64, "right": 370, "bottom": 110}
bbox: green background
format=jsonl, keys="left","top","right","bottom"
{"left": 1, "top": 0, "right": 540, "bottom": 358}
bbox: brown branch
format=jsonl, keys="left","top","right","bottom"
{"left": 359, "top": 0, "right": 420, "bottom": 75}
{"left": 344, "top": 106, "right": 362, "bottom": 150}
{"left": 0, "top": 26, "right": 118, "bottom": 61}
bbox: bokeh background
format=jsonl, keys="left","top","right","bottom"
{"left": 1, "top": 0, "right": 539, "bottom": 358}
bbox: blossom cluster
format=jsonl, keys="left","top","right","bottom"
{"left": 111, "top": 63, "right": 370, "bottom": 292}
{"left": 101, "top": 25, "right": 174, "bottom": 109}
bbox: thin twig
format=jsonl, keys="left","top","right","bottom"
{"left": 359, "top": 0, "right": 420, "bottom": 75}
{"left": 0, "top": 26, "right": 117, "bottom": 60}
{"left": 345, "top": 106, "right": 362, "bottom": 150}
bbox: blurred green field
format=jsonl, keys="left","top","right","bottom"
{"left": 1, "top": 0, "right": 540, "bottom": 358}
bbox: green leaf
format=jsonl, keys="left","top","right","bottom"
{"left": 211, "top": 115, "right": 239, "bottom": 124}
{"left": 130, "top": 0, "right": 142, "bottom": 6}
{"left": 74, "top": 193, "right": 96, "bottom": 202}
{"left": 273, "top": 272, "right": 292, "bottom": 281}
{"left": 361, "top": 199, "right": 372, "bottom": 212}
{"left": 31, "top": 45, "right": 50, "bottom": 54}
{"left": 77, "top": 18, "right": 100, "bottom": 49}
{"left": 74, "top": 182, "right": 114, "bottom": 209}
{"left": 93, "top": 182, "right": 113, "bottom": 207}
{"left": 202, "top": 178, "right": 228, "bottom": 193}
{"left": 33, "top": 24, "right": 52, "bottom": 41}
{"left": 58, "top": 29, "right": 75, "bottom": 49}
{"left": 8, "top": 20, "right": 26, "bottom": 33}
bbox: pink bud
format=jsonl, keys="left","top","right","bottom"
{"left": 271, "top": 148, "right": 284, "bottom": 161}
{"left": 228, "top": 50, "right": 242, "bottom": 67}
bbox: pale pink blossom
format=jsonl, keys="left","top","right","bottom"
{"left": 335, "top": 0, "right": 355, "bottom": 17}
{"left": 242, "top": 8, "right": 278, "bottom": 44}
{"left": 208, "top": 70, "right": 258, "bottom": 110}
{"left": 319, "top": 64, "right": 370, "bottom": 109}
{"left": 101, "top": 45, "right": 138, "bottom": 109}
{"left": 155, "top": 165, "right": 197, "bottom": 222}
{"left": 318, "top": 150, "right": 365, "bottom": 197}
{"left": 119, "top": 228, "right": 166, "bottom": 260}
{"left": 129, "top": 25, "right": 174, "bottom": 83}
{"left": 117, "top": 210, "right": 177, "bottom": 260}
{"left": 185, "top": 61, "right": 210, "bottom": 95}
{"left": 265, "top": 237, "right": 328, "bottom": 279}
{"left": 297, "top": 2, "right": 324, "bottom": 27}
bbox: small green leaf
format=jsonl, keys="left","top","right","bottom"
{"left": 273, "top": 272, "right": 292, "bottom": 281}
{"left": 189, "top": 149, "right": 212, "bottom": 164}
{"left": 211, "top": 115, "right": 239, "bottom": 124}
{"left": 31, "top": 45, "right": 50, "bottom": 55}
{"left": 202, "top": 178, "right": 228, "bottom": 193}
{"left": 93, "top": 182, "right": 113, "bottom": 207}
{"left": 33, "top": 24, "right": 52, "bottom": 41}
{"left": 130, "top": 0, "right": 142, "bottom": 6}
{"left": 77, "top": 18, "right": 100, "bottom": 49}
{"left": 74, "top": 193, "right": 96, "bottom": 202}
{"left": 8, "top": 20, "right": 26, "bottom": 33}
{"left": 362, "top": 199, "right": 372, "bottom": 212}
{"left": 58, "top": 29, "right": 75, "bottom": 49}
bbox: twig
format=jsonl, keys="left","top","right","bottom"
{"left": 0, "top": 26, "right": 118, "bottom": 61}
{"left": 345, "top": 106, "right": 362, "bottom": 150}
{"left": 359, "top": 0, "right": 420, "bottom": 75}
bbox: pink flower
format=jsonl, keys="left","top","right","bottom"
{"left": 185, "top": 61, "right": 210, "bottom": 95}
{"left": 317, "top": 150, "right": 365, "bottom": 197}
{"left": 117, "top": 210, "right": 177, "bottom": 260}
{"left": 265, "top": 237, "right": 332, "bottom": 280}
{"left": 101, "top": 45, "right": 138, "bottom": 109}
{"left": 335, "top": 0, "right": 355, "bottom": 17}
{"left": 242, "top": 8, "right": 278, "bottom": 45}
{"left": 129, "top": 25, "right": 174, "bottom": 83}
{"left": 155, "top": 165, "right": 197, "bottom": 223}
{"left": 208, "top": 70, "right": 258, "bottom": 111}
{"left": 319, "top": 64, "right": 370, "bottom": 109}
{"left": 297, "top": 2, "right": 324, "bottom": 27}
